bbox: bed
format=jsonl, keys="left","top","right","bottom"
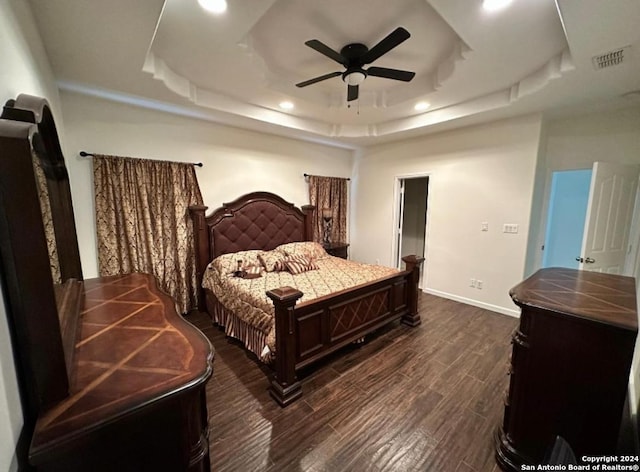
{"left": 189, "top": 191, "right": 423, "bottom": 406}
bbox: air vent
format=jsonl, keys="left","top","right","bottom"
{"left": 592, "top": 46, "right": 630, "bottom": 70}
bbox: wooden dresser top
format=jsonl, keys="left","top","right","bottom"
{"left": 31, "top": 273, "right": 213, "bottom": 457}
{"left": 510, "top": 268, "right": 638, "bottom": 331}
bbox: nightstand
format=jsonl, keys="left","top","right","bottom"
{"left": 323, "top": 242, "right": 349, "bottom": 259}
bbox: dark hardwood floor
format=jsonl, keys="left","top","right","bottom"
{"left": 186, "top": 293, "right": 518, "bottom": 472}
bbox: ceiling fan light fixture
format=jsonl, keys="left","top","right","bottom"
{"left": 482, "top": 0, "right": 512, "bottom": 11}
{"left": 343, "top": 71, "right": 366, "bottom": 86}
{"left": 198, "top": 0, "right": 227, "bottom": 14}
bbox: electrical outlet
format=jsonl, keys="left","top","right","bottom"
{"left": 470, "top": 278, "right": 476, "bottom": 288}
{"left": 375, "top": 259, "right": 380, "bottom": 265}
{"left": 503, "top": 224, "right": 519, "bottom": 234}
{"left": 476, "top": 280, "right": 483, "bottom": 289}
{"left": 481, "top": 222, "right": 489, "bottom": 232}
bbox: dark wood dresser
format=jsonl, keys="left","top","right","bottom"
{"left": 0, "top": 94, "right": 213, "bottom": 471}
{"left": 30, "top": 273, "right": 213, "bottom": 472}
{"left": 495, "top": 268, "right": 638, "bottom": 470}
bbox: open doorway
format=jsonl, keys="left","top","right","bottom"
{"left": 395, "top": 176, "right": 429, "bottom": 286}
{"left": 542, "top": 169, "right": 592, "bottom": 269}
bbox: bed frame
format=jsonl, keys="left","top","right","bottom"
{"left": 189, "top": 191, "right": 423, "bottom": 406}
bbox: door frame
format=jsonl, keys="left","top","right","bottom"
{"left": 624, "top": 173, "right": 640, "bottom": 277}
{"left": 392, "top": 172, "right": 432, "bottom": 289}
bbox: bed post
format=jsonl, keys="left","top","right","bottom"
{"left": 266, "top": 286, "right": 304, "bottom": 407}
{"left": 401, "top": 255, "right": 425, "bottom": 327}
{"left": 188, "top": 205, "right": 209, "bottom": 310}
{"left": 300, "top": 204, "right": 315, "bottom": 241}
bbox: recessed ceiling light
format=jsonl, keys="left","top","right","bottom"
{"left": 198, "top": 0, "right": 227, "bottom": 14}
{"left": 279, "top": 101, "right": 294, "bottom": 110}
{"left": 482, "top": 0, "right": 512, "bottom": 11}
{"left": 414, "top": 102, "right": 430, "bottom": 111}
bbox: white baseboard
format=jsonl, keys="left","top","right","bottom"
{"left": 422, "top": 288, "right": 520, "bottom": 317}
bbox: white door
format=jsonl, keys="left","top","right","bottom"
{"left": 578, "top": 162, "right": 639, "bottom": 273}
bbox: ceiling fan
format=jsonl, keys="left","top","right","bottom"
{"left": 296, "top": 27, "right": 416, "bottom": 102}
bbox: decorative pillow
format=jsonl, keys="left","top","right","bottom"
{"left": 210, "top": 250, "right": 264, "bottom": 274}
{"left": 277, "top": 241, "right": 328, "bottom": 261}
{"left": 244, "top": 264, "right": 263, "bottom": 275}
{"left": 258, "top": 249, "right": 287, "bottom": 272}
{"left": 283, "top": 254, "right": 319, "bottom": 275}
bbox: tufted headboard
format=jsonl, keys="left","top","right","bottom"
{"left": 189, "top": 192, "right": 314, "bottom": 308}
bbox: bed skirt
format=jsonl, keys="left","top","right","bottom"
{"left": 207, "top": 290, "right": 274, "bottom": 363}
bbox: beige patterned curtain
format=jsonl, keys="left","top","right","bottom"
{"left": 93, "top": 155, "right": 203, "bottom": 314}
{"left": 308, "top": 175, "right": 348, "bottom": 244}
{"left": 32, "top": 151, "right": 61, "bottom": 284}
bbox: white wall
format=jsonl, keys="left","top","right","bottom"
{"left": 0, "top": 0, "right": 64, "bottom": 470}
{"left": 528, "top": 107, "right": 640, "bottom": 269}
{"left": 352, "top": 114, "right": 543, "bottom": 315}
{"left": 538, "top": 108, "right": 640, "bottom": 268}
{"left": 523, "top": 120, "right": 549, "bottom": 276}
{"left": 545, "top": 107, "right": 640, "bottom": 171}
{"left": 59, "top": 91, "right": 354, "bottom": 278}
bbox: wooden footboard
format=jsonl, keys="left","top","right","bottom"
{"left": 266, "top": 255, "right": 424, "bottom": 406}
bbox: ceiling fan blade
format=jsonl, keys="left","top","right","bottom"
{"left": 361, "top": 27, "right": 411, "bottom": 65}
{"left": 367, "top": 67, "right": 415, "bottom": 82}
{"left": 296, "top": 71, "right": 342, "bottom": 88}
{"left": 347, "top": 84, "right": 359, "bottom": 102}
{"left": 305, "top": 40, "right": 347, "bottom": 65}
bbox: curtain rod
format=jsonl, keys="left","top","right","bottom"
{"left": 79, "top": 151, "right": 203, "bottom": 167}
{"left": 303, "top": 173, "right": 350, "bottom": 181}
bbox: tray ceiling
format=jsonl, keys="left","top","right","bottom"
{"left": 28, "top": 0, "right": 640, "bottom": 147}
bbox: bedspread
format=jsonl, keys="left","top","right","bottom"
{"left": 203, "top": 255, "right": 398, "bottom": 358}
